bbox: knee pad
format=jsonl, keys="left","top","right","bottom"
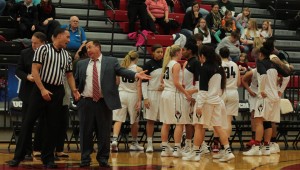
{"left": 263, "top": 121, "right": 272, "bottom": 129}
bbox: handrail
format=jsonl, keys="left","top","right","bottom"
{"left": 58, "top": 0, "right": 62, "bottom": 7}
{"left": 137, "top": 30, "right": 148, "bottom": 65}
{"left": 104, "top": 4, "right": 116, "bottom": 56}
{"left": 270, "top": 0, "right": 278, "bottom": 36}
{"left": 85, "top": 0, "right": 92, "bottom": 31}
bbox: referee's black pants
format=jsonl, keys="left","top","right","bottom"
{"left": 13, "top": 83, "right": 65, "bottom": 164}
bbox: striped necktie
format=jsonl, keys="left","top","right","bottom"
{"left": 92, "top": 60, "right": 101, "bottom": 101}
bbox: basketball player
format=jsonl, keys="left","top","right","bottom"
{"left": 160, "top": 45, "right": 192, "bottom": 157}
{"left": 111, "top": 51, "right": 144, "bottom": 152}
{"left": 142, "top": 44, "right": 164, "bottom": 152}
{"left": 182, "top": 45, "right": 235, "bottom": 162}
{"left": 219, "top": 47, "right": 240, "bottom": 144}
{"left": 181, "top": 38, "right": 210, "bottom": 156}
{"left": 241, "top": 68, "right": 259, "bottom": 148}
{"left": 243, "top": 45, "right": 290, "bottom": 156}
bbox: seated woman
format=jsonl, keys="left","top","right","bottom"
{"left": 37, "top": 0, "right": 60, "bottom": 42}
{"left": 146, "top": 0, "right": 170, "bottom": 34}
{"left": 205, "top": 3, "right": 222, "bottom": 44}
{"left": 181, "top": 1, "right": 202, "bottom": 39}
{"left": 193, "top": 18, "right": 211, "bottom": 44}
{"left": 240, "top": 19, "right": 260, "bottom": 53}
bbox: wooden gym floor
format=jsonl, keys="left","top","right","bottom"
{"left": 1, "top": 144, "right": 300, "bottom": 170}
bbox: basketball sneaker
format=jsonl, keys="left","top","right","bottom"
{"left": 172, "top": 146, "right": 182, "bottom": 157}
{"left": 111, "top": 140, "right": 118, "bottom": 152}
{"left": 243, "top": 145, "right": 262, "bottom": 156}
{"left": 182, "top": 150, "right": 201, "bottom": 161}
{"left": 161, "top": 145, "right": 173, "bottom": 157}
{"left": 213, "top": 149, "right": 225, "bottom": 159}
{"left": 270, "top": 142, "right": 280, "bottom": 154}
{"left": 129, "top": 142, "right": 144, "bottom": 151}
{"left": 219, "top": 148, "right": 235, "bottom": 162}
{"left": 261, "top": 145, "right": 270, "bottom": 155}
{"left": 200, "top": 143, "right": 210, "bottom": 155}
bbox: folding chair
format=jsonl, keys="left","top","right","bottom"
{"left": 67, "top": 100, "right": 80, "bottom": 151}
{"left": 7, "top": 97, "right": 23, "bottom": 152}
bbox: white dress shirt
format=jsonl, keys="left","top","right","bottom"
{"left": 82, "top": 54, "right": 102, "bottom": 98}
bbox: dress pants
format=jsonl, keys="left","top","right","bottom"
{"left": 13, "top": 83, "right": 65, "bottom": 164}
{"left": 78, "top": 98, "right": 112, "bottom": 163}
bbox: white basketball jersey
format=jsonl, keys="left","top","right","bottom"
{"left": 222, "top": 60, "right": 239, "bottom": 90}
{"left": 119, "top": 64, "right": 138, "bottom": 93}
{"left": 183, "top": 68, "right": 194, "bottom": 90}
{"left": 148, "top": 68, "right": 163, "bottom": 90}
{"left": 163, "top": 60, "right": 182, "bottom": 92}
{"left": 249, "top": 68, "right": 258, "bottom": 94}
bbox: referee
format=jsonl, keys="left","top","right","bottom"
{"left": 8, "top": 28, "right": 80, "bottom": 168}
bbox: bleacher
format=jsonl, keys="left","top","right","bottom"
{"left": 0, "top": 0, "right": 300, "bottom": 149}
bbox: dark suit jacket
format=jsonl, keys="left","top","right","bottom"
{"left": 75, "top": 56, "right": 136, "bottom": 110}
{"left": 15, "top": 47, "right": 35, "bottom": 102}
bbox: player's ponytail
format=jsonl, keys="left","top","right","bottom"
{"left": 162, "top": 45, "right": 181, "bottom": 74}
{"left": 121, "top": 50, "right": 139, "bottom": 68}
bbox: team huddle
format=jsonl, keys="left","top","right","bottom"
{"left": 110, "top": 35, "right": 291, "bottom": 162}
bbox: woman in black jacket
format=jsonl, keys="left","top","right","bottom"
{"left": 37, "top": 0, "right": 60, "bottom": 42}
{"left": 180, "top": 1, "right": 202, "bottom": 39}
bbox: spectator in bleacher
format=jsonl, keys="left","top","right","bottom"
{"left": 180, "top": 1, "right": 202, "bottom": 39}
{"left": 259, "top": 20, "right": 272, "bottom": 39}
{"left": 180, "top": 0, "right": 193, "bottom": 12}
{"left": 217, "top": 0, "right": 235, "bottom": 17}
{"left": 221, "top": 10, "right": 236, "bottom": 31}
{"left": 214, "top": 18, "right": 235, "bottom": 43}
{"left": 101, "top": 0, "right": 115, "bottom": 9}
{"left": 165, "top": 0, "right": 174, "bottom": 12}
{"left": 0, "top": 0, "right": 6, "bottom": 15}
{"left": 215, "top": 30, "right": 241, "bottom": 62}
{"left": 61, "top": 16, "right": 87, "bottom": 60}
{"left": 15, "top": 0, "right": 40, "bottom": 5}
{"left": 236, "top": 53, "right": 248, "bottom": 74}
{"left": 250, "top": 37, "right": 263, "bottom": 61}
{"left": 235, "top": 7, "right": 251, "bottom": 35}
{"left": 37, "top": 0, "right": 60, "bottom": 42}
{"left": 240, "top": 19, "right": 260, "bottom": 53}
{"left": 127, "top": 0, "right": 149, "bottom": 33}
{"left": 13, "top": 0, "right": 39, "bottom": 38}
{"left": 205, "top": 3, "right": 222, "bottom": 44}
{"left": 146, "top": 0, "right": 171, "bottom": 35}
{"left": 185, "top": 2, "right": 209, "bottom": 18}
{"left": 2, "top": 0, "right": 15, "bottom": 16}
{"left": 194, "top": 18, "right": 211, "bottom": 44}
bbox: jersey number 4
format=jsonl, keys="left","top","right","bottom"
{"left": 224, "top": 66, "right": 236, "bottom": 79}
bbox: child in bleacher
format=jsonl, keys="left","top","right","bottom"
{"left": 221, "top": 10, "right": 236, "bottom": 31}
{"left": 260, "top": 20, "right": 273, "bottom": 39}
{"left": 194, "top": 18, "right": 212, "bottom": 44}
{"left": 236, "top": 53, "right": 249, "bottom": 74}
{"left": 214, "top": 18, "right": 235, "bottom": 43}
{"left": 235, "top": 7, "right": 251, "bottom": 34}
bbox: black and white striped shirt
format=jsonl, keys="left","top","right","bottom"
{"left": 33, "top": 44, "right": 73, "bottom": 85}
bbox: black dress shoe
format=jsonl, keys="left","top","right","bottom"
{"left": 8, "top": 160, "right": 21, "bottom": 167}
{"left": 99, "top": 160, "right": 110, "bottom": 168}
{"left": 43, "top": 162, "right": 58, "bottom": 169}
{"left": 24, "top": 154, "right": 33, "bottom": 161}
{"left": 79, "top": 162, "right": 90, "bottom": 167}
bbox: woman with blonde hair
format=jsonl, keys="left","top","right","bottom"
{"left": 250, "top": 37, "right": 264, "bottom": 61}
{"left": 240, "top": 19, "right": 260, "bottom": 53}
{"left": 111, "top": 50, "right": 144, "bottom": 152}
{"left": 160, "top": 44, "right": 192, "bottom": 157}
